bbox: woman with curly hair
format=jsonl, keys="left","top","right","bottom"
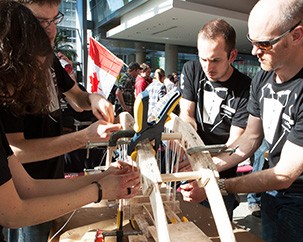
{"left": 0, "top": 0, "right": 53, "bottom": 114}
{"left": 0, "top": 1, "right": 140, "bottom": 241}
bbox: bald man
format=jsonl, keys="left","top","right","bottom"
{"left": 180, "top": 0, "right": 303, "bottom": 241}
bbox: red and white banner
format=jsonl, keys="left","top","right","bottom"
{"left": 87, "top": 37, "right": 124, "bottom": 98}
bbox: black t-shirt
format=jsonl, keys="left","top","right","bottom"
{"left": 0, "top": 121, "right": 13, "bottom": 242}
{"left": 0, "top": 56, "right": 75, "bottom": 179}
{"left": 0, "top": 121, "right": 12, "bottom": 185}
{"left": 248, "top": 68, "right": 303, "bottom": 193}
{"left": 181, "top": 59, "right": 251, "bottom": 178}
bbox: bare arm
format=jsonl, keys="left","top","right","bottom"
{"left": 181, "top": 115, "right": 264, "bottom": 202}
{"left": 0, "top": 156, "right": 139, "bottom": 228}
{"left": 6, "top": 121, "right": 121, "bottom": 163}
{"left": 225, "top": 125, "right": 245, "bottom": 146}
{"left": 116, "top": 88, "right": 131, "bottom": 113}
{"left": 179, "top": 98, "right": 197, "bottom": 130}
{"left": 226, "top": 140, "right": 303, "bottom": 194}
{"left": 64, "top": 95, "right": 84, "bottom": 112}
{"left": 213, "top": 115, "right": 263, "bottom": 172}
{"left": 64, "top": 84, "right": 114, "bottom": 123}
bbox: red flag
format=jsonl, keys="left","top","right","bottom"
{"left": 87, "top": 37, "right": 124, "bottom": 98}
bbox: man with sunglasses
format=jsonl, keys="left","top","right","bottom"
{"left": 1, "top": 1, "right": 120, "bottom": 241}
{"left": 179, "top": 19, "right": 252, "bottom": 220}
{"left": 181, "top": 0, "right": 303, "bottom": 241}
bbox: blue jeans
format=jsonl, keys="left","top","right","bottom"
{"left": 5, "top": 221, "right": 52, "bottom": 242}
{"left": 261, "top": 191, "right": 303, "bottom": 242}
{"left": 247, "top": 139, "right": 268, "bottom": 206}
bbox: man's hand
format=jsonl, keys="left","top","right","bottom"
{"left": 84, "top": 120, "right": 121, "bottom": 142}
{"left": 180, "top": 181, "right": 206, "bottom": 202}
{"left": 89, "top": 93, "right": 115, "bottom": 123}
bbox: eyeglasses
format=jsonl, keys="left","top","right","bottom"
{"left": 247, "top": 20, "right": 302, "bottom": 51}
{"left": 38, "top": 11, "right": 64, "bottom": 29}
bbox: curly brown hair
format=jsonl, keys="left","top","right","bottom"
{"left": 14, "top": 0, "right": 61, "bottom": 6}
{"left": 0, "top": 0, "right": 53, "bottom": 115}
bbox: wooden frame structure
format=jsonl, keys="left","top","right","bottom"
{"left": 116, "top": 112, "right": 236, "bottom": 242}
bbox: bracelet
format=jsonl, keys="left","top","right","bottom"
{"left": 217, "top": 178, "right": 228, "bottom": 196}
{"left": 92, "top": 181, "right": 102, "bottom": 203}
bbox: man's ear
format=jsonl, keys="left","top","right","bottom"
{"left": 229, "top": 49, "right": 238, "bottom": 63}
{"left": 291, "top": 25, "right": 303, "bottom": 45}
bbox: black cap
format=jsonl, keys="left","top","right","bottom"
{"left": 128, "top": 62, "right": 142, "bottom": 71}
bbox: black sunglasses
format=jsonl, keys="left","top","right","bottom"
{"left": 247, "top": 20, "right": 302, "bottom": 51}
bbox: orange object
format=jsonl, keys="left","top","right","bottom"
{"left": 95, "top": 229, "right": 104, "bottom": 242}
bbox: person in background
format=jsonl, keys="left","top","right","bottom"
{"left": 57, "top": 51, "right": 75, "bottom": 80}
{"left": 146, "top": 68, "right": 167, "bottom": 113}
{"left": 164, "top": 73, "right": 175, "bottom": 93}
{"left": 135, "top": 63, "right": 152, "bottom": 96}
{"left": 172, "top": 72, "right": 179, "bottom": 86}
{"left": 180, "top": 0, "right": 303, "bottom": 240}
{"left": 144, "top": 68, "right": 167, "bottom": 173}
{"left": 179, "top": 19, "right": 251, "bottom": 220}
{"left": 0, "top": 0, "right": 122, "bottom": 241}
{"left": 0, "top": 2, "right": 140, "bottom": 242}
{"left": 115, "top": 62, "right": 142, "bottom": 116}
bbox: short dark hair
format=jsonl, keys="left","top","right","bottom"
{"left": 128, "top": 62, "right": 141, "bottom": 72}
{"left": 154, "top": 68, "right": 165, "bottom": 81}
{"left": 167, "top": 74, "right": 175, "bottom": 83}
{"left": 0, "top": 0, "right": 53, "bottom": 115}
{"left": 198, "top": 19, "right": 236, "bottom": 55}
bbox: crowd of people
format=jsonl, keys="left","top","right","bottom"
{"left": 0, "top": 0, "right": 302, "bottom": 241}
{"left": 115, "top": 62, "right": 179, "bottom": 118}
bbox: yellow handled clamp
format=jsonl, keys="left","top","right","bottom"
{"left": 127, "top": 88, "right": 181, "bottom": 157}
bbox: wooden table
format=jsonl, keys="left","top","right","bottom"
{"left": 50, "top": 196, "right": 264, "bottom": 242}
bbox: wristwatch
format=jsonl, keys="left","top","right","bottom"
{"left": 218, "top": 178, "right": 228, "bottom": 196}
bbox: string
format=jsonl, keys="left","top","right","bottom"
{"left": 48, "top": 209, "right": 76, "bottom": 242}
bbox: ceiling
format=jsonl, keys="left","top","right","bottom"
{"left": 105, "top": 0, "right": 259, "bottom": 54}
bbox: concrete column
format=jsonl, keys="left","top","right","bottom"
{"left": 127, "top": 54, "right": 136, "bottom": 64}
{"left": 165, "top": 44, "right": 178, "bottom": 75}
{"left": 135, "top": 42, "right": 146, "bottom": 64}
{"left": 149, "top": 52, "right": 157, "bottom": 71}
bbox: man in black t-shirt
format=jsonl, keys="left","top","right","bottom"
{"left": 179, "top": 19, "right": 251, "bottom": 220}
{"left": 180, "top": 0, "right": 303, "bottom": 241}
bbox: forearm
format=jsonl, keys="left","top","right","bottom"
{"left": 8, "top": 130, "right": 89, "bottom": 163}
{"left": 179, "top": 99, "right": 197, "bottom": 130}
{"left": 225, "top": 126, "right": 245, "bottom": 147}
{"left": 65, "top": 95, "right": 84, "bottom": 112}
{"left": 2, "top": 182, "right": 97, "bottom": 228}
{"left": 213, "top": 130, "right": 260, "bottom": 172}
{"left": 19, "top": 173, "right": 106, "bottom": 199}
{"left": 4, "top": 158, "right": 139, "bottom": 228}
{"left": 74, "top": 91, "right": 91, "bottom": 110}
{"left": 116, "top": 90, "right": 127, "bottom": 109}
{"left": 213, "top": 115, "right": 263, "bottom": 172}
{"left": 225, "top": 167, "right": 292, "bottom": 194}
